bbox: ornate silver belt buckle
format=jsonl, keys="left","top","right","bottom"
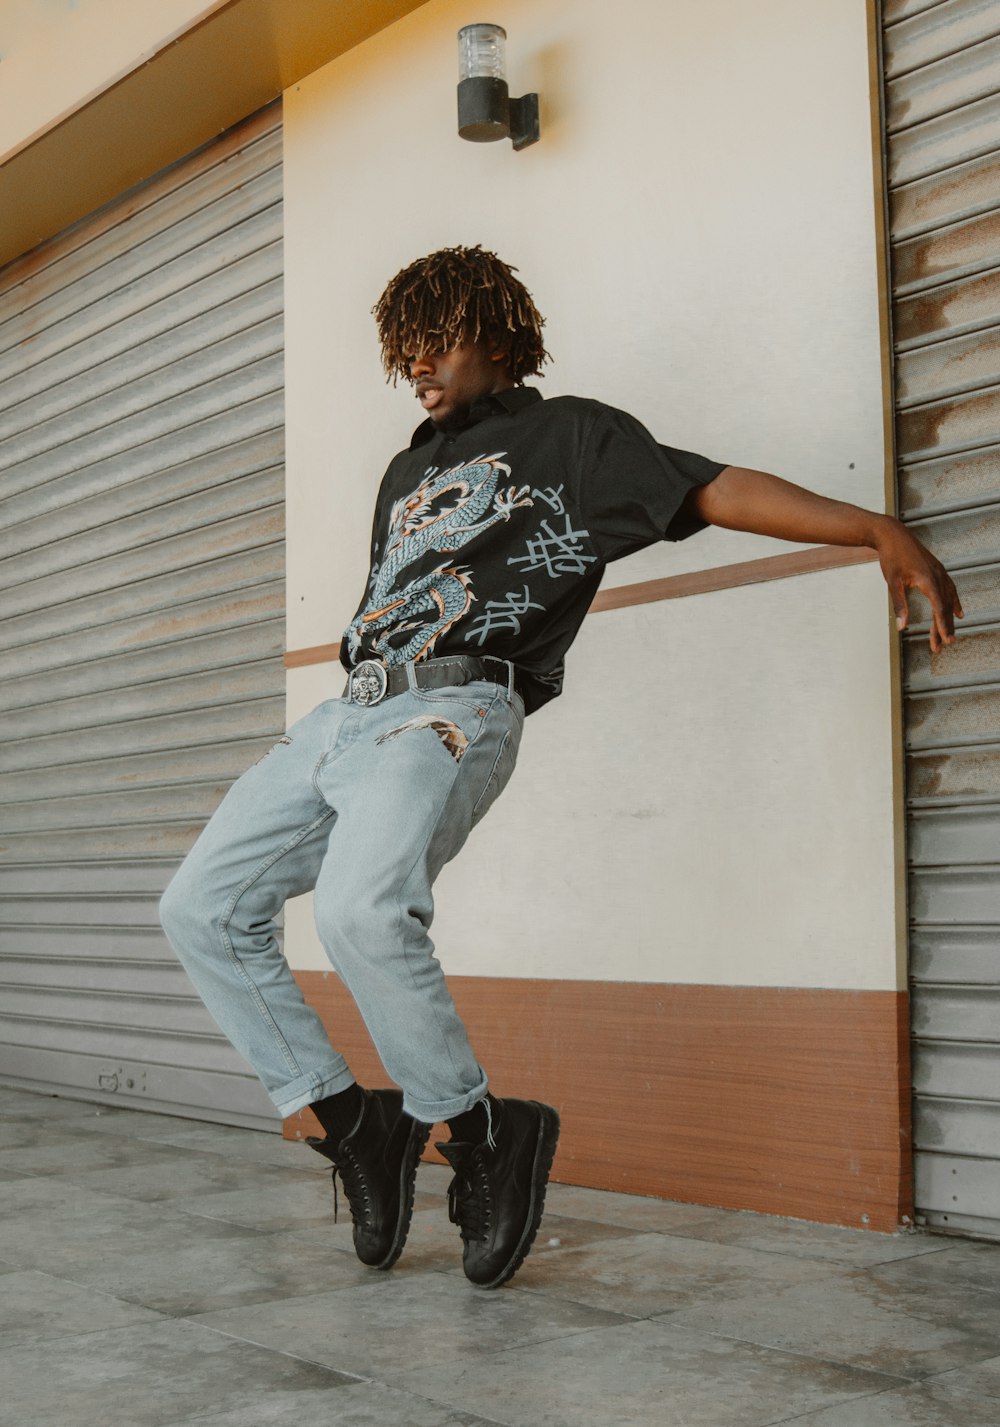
{"left": 348, "top": 660, "right": 388, "bottom": 706}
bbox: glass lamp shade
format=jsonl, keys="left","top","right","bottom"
{"left": 458, "top": 23, "right": 507, "bottom": 81}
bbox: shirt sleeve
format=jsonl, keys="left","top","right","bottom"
{"left": 578, "top": 402, "right": 728, "bottom": 563}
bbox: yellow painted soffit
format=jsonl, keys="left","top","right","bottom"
{"left": 0, "top": 0, "right": 428, "bottom": 270}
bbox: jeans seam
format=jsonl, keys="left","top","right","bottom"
{"left": 217, "top": 809, "right": 336, "bottom": 1080}
{"left": 390, "top": 700, "right": 506, "bottom": 1087}
{"left": 471, "top": 729, "right": 513, "bottom": 824}
{"left": 311, "top": 710, "right": 359, "bottom": 795}
{"left": 394, "top": 862, "right": 468, "bottom": 1088}
{"left": 390, "top": 751, "right": 477, "bottom": 1087}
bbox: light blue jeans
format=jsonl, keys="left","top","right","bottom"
{"left": 159, "top": 677, "right": 523, "bottom": 1123}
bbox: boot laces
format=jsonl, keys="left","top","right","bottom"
{"left": 446, "top": 1148, "right": 493, "bottom": 1243}
{"left": 329, "top": 1144, "right": 372, "bottom": 1227}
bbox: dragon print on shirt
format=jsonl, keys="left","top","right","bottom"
{"left": 345, "top": 453, "right": 534, "bottom": 664}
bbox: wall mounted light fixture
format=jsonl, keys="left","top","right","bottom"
{"left": 457, "top": 23, "right": 539, "bottom": 151}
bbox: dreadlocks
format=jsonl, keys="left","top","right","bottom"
{"left": 373, "top": 245, "right": 549, "bottom": 385}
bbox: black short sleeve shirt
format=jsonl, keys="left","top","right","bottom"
{"left": 342, "top": 388, "right": 726, "bottom": 713}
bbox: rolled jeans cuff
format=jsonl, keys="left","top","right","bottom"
{"left": 274, "top": 1064, "right": 357, "bottom": 1120}
{"left": 403, "top": 1070, "right": 489, "bottom": 1124}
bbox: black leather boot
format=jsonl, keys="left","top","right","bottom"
{"left": 309, "top": 1087, "right": 430, "bottom": 1269}
{"left": 438, "top": 1095, "right": 560, "bottom": 1289}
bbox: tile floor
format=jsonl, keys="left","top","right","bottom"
{"left": 1, "top": 1085, "right": 999, "bottom": 1426}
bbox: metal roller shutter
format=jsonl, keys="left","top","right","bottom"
{"left": 0, "top": 103, "right": 285, "bottom": 1130}
{"left": 882, "top": 0, "right": 1000, "bottom": 1235}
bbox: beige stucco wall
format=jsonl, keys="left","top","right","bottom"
{"left": 282, "top": 0, "right": 900, "bottom": 989}
{"left": 0, "top": 0, "right": 226, "bottom": 161}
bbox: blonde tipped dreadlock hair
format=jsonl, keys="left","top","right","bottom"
{"left": 373, "top": 245, "right": 549, "bottom": 385}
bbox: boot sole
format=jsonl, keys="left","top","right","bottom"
{"left": 375, "top": 1115, "right": 432, "bottom": 1271}
{"left": 478, "top": 1101, "right": 561, "bottom": 1290}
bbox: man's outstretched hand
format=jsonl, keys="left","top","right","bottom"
{"left": 875, "top": 520, "right": 964, "bottom": 654}
{"left": 688, "top": 466, "right": 965, "bottom": 653}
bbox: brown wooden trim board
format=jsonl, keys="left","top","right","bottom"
{"left": 588, "top": 544, "right": 878, "bottom": 613}
{"left": 284, "top": 973, "right": 913, "bottom": 1232}
{"left": 284, "top": 545, "right": 878, "bottom": 669}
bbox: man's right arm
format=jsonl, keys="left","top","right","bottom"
{"left": 684, "top": 465, "right": 963, "bottom": 652}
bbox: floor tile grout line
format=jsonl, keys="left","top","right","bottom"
{"left": 155, "top": 1315, "right": 371, "bottom": 1382}
{"left": 370, "top": 1319, "right": 919, "bottom": 1426}
{"left": 651, "top": 1229, "right": 957, "bottom": 1270}
{"left": 360, "top": 1379, "right": 523, "bottom": 1427}
{"left": 506, "top": 1260, "right": 870, "bottom": 1325}
{"left": 0, "top": 1317, "right": 197, "bottom": 1357}
{"left": 189, "top": 1310, "right": 643, "bottom": 1383}
{"left": 369, "top": 1321, "right": 698, "bottom": 1417}
{"left": 759, "top": 1379, "right": 928, "bottom": 1427}
{"left": 179, "top": 1263, "right": 465, "bottom": 1315}
{"left": 0, "top": 1159, "right": 311, "bottom": 1188}
{"left": 907, "top": 1353, "right": 1000, "bottom": 1383}
{"left": 409, "top": 1311, "right": 643, "bottom": 1368}
{"left": 540, "top": 1194, "right": 955, "bottom": 1245}
{"left": 4, "top": 1263, "right": 181, "bottom": 1316}
{"left": 9, "top": 1248, "right": 428, "bottom": 1321}
{"left": 652, "top": 1320, "right": 937, "bottom": 1390}
{"left": 150, "top": 1381, "right": 515, "bottom": 1427}
{"left": 471, "top": 1216, "right": 961, "bottom": 1284}
{"left": 487, "top": 1275, "right": 649, "bottom": 1321}
{"left": 548, "top": 1220, "right": 959, "bottom": 1273}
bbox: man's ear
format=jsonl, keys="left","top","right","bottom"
{"left": 490, "top": 347, "right": 510, "bottom": 365}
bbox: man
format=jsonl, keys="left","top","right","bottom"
{"left": 160, "top": 245, "right": 961, "bottom": 1291}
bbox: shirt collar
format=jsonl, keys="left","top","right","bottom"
{"left": 408, "top": 385, "right": 543, "bottom": 449}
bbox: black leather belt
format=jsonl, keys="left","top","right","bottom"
{"left": 345, "top": 655, "right": 518, "bottom": 707}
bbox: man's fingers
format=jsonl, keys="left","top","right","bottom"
{"left": 930, "top": 596, "right": 954, "bottom": 643}
{"left": 893, "top": 578, "right": 957, "bottom": 650}
{"left": 924, "top": 570, "right": 962, "bottom": 646}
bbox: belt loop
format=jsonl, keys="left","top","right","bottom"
{"left": 405, "top": 661, "right": 418, "bottom": 692}
{"left": 506, "top": 661, "right": 515, "bottom": 702}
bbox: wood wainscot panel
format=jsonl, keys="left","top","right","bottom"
{"left": 284, "top": 973, "right": 912, "bottom": 1232}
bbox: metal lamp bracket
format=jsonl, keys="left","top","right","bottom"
{"left": 457, "top": 76, "right": 540, "bottom": 150}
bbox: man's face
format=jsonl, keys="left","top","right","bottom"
{"left": 407, "top": 341, "right": 514, "bottom": 425}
